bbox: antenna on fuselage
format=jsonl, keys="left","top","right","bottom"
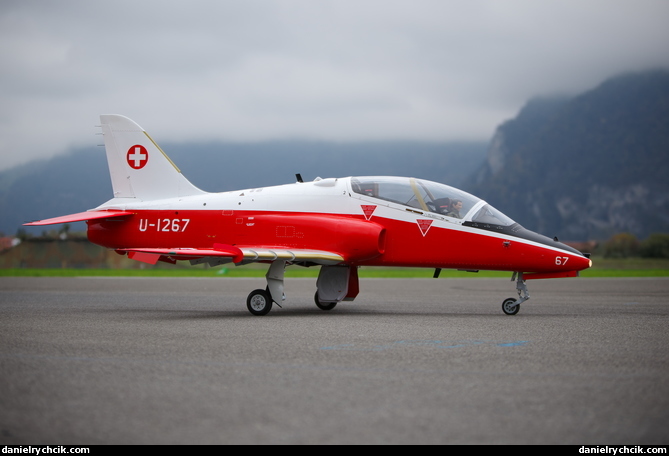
{"left": 296, "top": 173, "right": 304, "bottom": 183}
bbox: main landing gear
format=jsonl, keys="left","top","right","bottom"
{"left": 245, "top": 261, "right": 358, "bottom": 316}
{"left": 314, "top": 291, "right": 338, "bottom": 311}
{"left": 246, "top": 289, "right": 274, "bottom": 316}
{"left": 502, "top": 272, "right": 530, "bottom": 315}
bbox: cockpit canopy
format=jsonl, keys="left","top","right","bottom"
{"left": 350, "top": 176, "right": 515, "bottom": 227}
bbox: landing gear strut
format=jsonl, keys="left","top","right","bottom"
{"left": 502, "top": 272, "right": 530, "bottom": 316}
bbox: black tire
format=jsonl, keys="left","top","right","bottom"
{"left": 314, "top": 291, "right": 337, "bottom": 311}
{"left": 247, "top": 289, "right": 273, "bottom": 316}
{"left": 502, "top": 297, "right": 520, "bottom": 316}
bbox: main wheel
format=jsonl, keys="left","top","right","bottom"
{"left": 502, "top": 297, "right": 520, "bottom": 316}
{"left": 247, "top": 289, "right": 273, "bottom": 316}
{"left": 314, "top": 291, "right": 337, "bottom": 311}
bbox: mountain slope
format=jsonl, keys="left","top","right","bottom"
{"left": 463, "top": 69, "right": 669, "bottom": 240}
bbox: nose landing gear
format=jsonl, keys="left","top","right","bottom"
{"left": 502, "top": 272, "right": 530, "bottom": 315}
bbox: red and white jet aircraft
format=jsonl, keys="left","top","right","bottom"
{"left": 26, "top": 115, "right": 592, "bottom": 316}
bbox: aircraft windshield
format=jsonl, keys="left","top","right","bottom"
{"left": 350, "top": 176, "right": 483, "bottom": 221}
{"left": 470, "top": 204, "right": 516, "bottom": 226}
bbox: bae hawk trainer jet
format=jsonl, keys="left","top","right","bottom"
{"left": 26, "top": 115, "right": 592, "bottom": 316}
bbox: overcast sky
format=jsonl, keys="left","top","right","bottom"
{"left": 1, "top": 0, "right": 668, "bottom": 171}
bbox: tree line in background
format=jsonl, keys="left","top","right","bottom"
{"left": 601, "top": 232, "right": 669, "bottom": 259}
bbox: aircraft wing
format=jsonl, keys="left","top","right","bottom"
{"left": 119, "top": 245, "right": 344, "bottom": 266}
{"left": 24, "top": 210, "right": 134, "bottom": 226}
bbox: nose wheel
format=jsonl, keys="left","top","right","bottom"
{"left": 502, "top": 297, "right": 520, "bottom": 315}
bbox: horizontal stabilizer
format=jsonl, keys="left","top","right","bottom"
{"left": 24, "top": 210, "right": 134, "bottom": 226}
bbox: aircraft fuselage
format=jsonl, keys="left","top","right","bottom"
{"left": 88, "top": 176, "right": 590, "bottom": 274}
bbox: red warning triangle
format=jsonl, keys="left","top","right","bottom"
{"left": 361, "top": 205, "right": 377, "bottom": 220}
{"left": 416, "top": 219, "right": 433, "bottom": 236}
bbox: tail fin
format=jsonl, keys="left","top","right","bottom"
{"left": 99, "top": 114, "right": 205, "bottom": 201}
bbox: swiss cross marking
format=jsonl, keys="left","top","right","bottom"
{"left": 127, "top": 145, "right": 149, "bottom": 169}
{"left": 361, "top": 205, "right": 377, "bottom": 220}
{"left": 417, "top": 219, "right": 433, "bottom": 236}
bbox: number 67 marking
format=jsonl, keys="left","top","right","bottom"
{"left": 555, "top": 256, "right": 569, "bottom": 265}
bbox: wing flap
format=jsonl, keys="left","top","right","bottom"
{"left": 24, "top": 210, "right": 134, "bottom": 226}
